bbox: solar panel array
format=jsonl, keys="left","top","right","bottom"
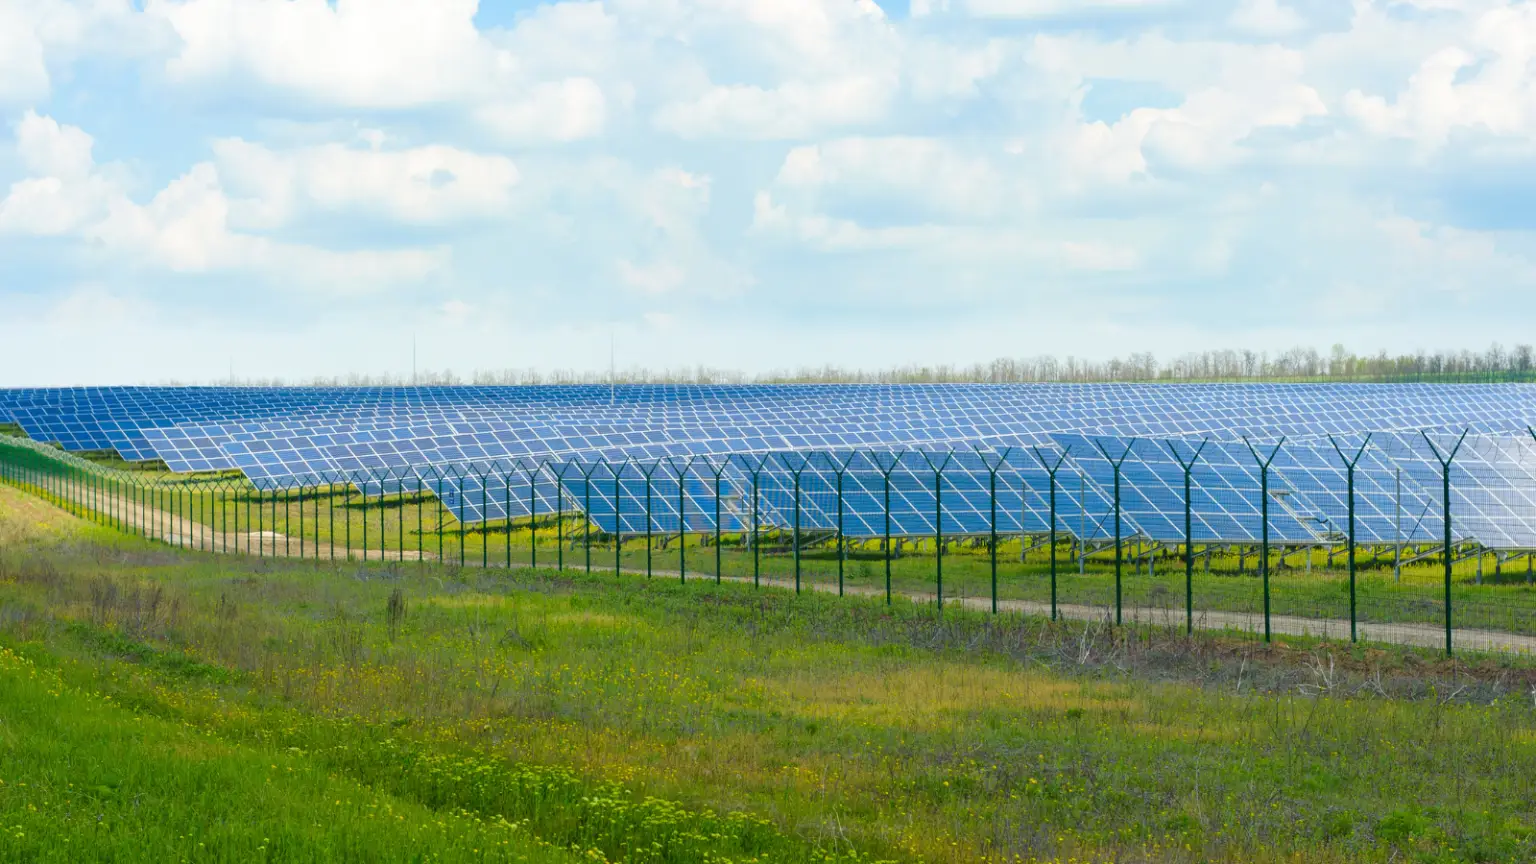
{"left": 4, "top": 384, "right": 1536, "bottom": 548}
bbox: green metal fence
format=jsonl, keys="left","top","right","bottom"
{"left": 3, "top": 434, "right": 1534, "bottom": 657}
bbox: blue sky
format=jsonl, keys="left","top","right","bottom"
{"left": 3, "top": 0, "right": 1536, "bottom": 384}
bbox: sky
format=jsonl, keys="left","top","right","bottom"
{"left": 3, "top": 0, "right": 1536, "bottom": 385}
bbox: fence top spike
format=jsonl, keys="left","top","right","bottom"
{"left": 1328, "top": 432, "right": 1373, "bottom": 468}
{"left": 1029, "top": 443, "right": 1071, "bottom": 474}
{"left": 919, "top": 449, "right": 955, "bottom": 472}
{"left": 1242, "top": 434, "right": 1286, "bottom": 468}
{"left": 1421, "top": 428, "right": 1469, "bottom": 466}
{"left": 1091, "top": 437, "right": 1137, "bottom": 466}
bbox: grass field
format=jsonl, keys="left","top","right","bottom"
{"left": 4, "top": 485, "right": 1536, "bottom": 862}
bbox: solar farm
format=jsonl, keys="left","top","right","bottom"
{"left": 9, "top": 382, "right": 1536, "bottom": 864}
{"left": 4, "top": 382, "right": 1536, "bottom": 653}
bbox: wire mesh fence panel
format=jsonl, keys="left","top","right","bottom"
{"left": 1446, "top": 437, "right": 1536, "bottom": 651}
{"left": 12, "top": 427, "right": 1536, "bottom": 655}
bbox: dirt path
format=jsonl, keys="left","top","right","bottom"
{"left": 579, "top": 568, "right": 1536, "bottom": 656}
{"left": 10, "top": 482, "right": 1533, "bottom": 654}
{"left": 13, "top": 484, "right": 429, "bottom": 562}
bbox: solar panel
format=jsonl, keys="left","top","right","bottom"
{"left": 6, "top": 384, "right": 1536, "bottom": 548}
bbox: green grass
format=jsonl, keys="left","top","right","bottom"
{"left": 0, "top": 645, "right": 585, "bottom": 864}
{"left": 3, "top": 486, "right": 1536, "bottom": 862}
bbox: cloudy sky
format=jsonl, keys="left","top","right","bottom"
{"left": 2, "top": 0, "right": 1535, "bottom": 384}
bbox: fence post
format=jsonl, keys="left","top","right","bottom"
{"left": 257, "top": 482, "right": 265, "bottom": 558}
{"left": 614, "top": 460, "right": 626, "bottom": 578}
{"left": 377, "top": 469, "right": 389, "bottom": 563}
{"left": 1329, "top": 434, "right": 1372, "bottom": 644}
{"left": 1423, "top": 430, "right": 1468, "bottom": 657}
{"left": 455, "top": 467, "right": 466, "bottom": 567}
{"left": 375, "top": 471, "right": 389, "bottom": 562}
{"left": 989, "top": 463, "right": 998, "bottom": 614}
{"left": 1031, "top": 446, "right": 1071, "bottom": 622}
{"left": 641, "top": 460, "right": 660, "bottom": 579}
{"left": 581, "top": 458, "right": 604, "bottom": 575}
{"left": 298, "top": 478, "right": 308, "bottom": 560}
{"left": 1166, "top": 439, "right": 1209, "bottom": 637}
{"left": 1092, "top": 439, "right": 1137, "bottom": 626}
{"left": 874, "top": 452, "right": 904, "bottom": 607}
{"left": 835, "top": 453, "right": 854, "bottom": 597}
{"left": 976, "top": 446, "right": 1013, "bottom": 616}
{"left": 361, "top": 475, "right": 370, "bottom": 563}
{"left": 1243, "top": 437, "right": 1287, "bottom": 643}
{"left": 527, "top": 460, "right": 540, "bottom": 570}
{"left": 555, "top": 460, "right": 572, "bottom": 572}
{"left": 921, "top": 452, "right": 955, "bottom": 611}
{"left": 778, "top": 454, "right": 809, "bottom": 595}
{"left": 710, "top": 458, "right": 726, "bottom": 585}
{"left": 746, "top": 455, "right": 768, "bottom": 590}
{"left": 670, "top": 456, "right": 697, "bottom": 584}
{"left": 227, "top": 478, "right": 236, "bottom": 555}
{"left": 433, "top": 471, "right": 445, "bottom": 563}
{"left": 394, "top": 469, "right": 404, "bottom": 564}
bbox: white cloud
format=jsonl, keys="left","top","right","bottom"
{"left": 441, "top": 299, "right": 474, "bottom": 323}
{"left": 475, "top": 78, "right": 608, "bottom": 144}
{"left": 618, "top": 259, "right": 687, "bottom": 295}
{"left": 0, "top": 113, "right": 445, "bottom": 288}
{"left": 641, "top": 311, "right": 676, "bottom": 329}
{"left": 0, "top": 3, "right": 50, "bottom": 104}
{"left": 146, "top": 0, "right": 614, "bottom": 145}
{"left": 0, "top": 0, "right": 164, "bottom": 104}
{"left": 213, "top": 138, "right": 521, "bottom": 227}
{"left": 8, "top": 0, "right": 1536, "bottom": 381}
{"left": 647, "top": 0, "right": 901, "bottom": 139}
{"left": 1028, "top": 37, "right": 1327, "bottom": 181}
{"left": 1344, "top": 5, "right": 1536, "bottom": 148}
{"left": 0, "top": 112, "right": 113, "bottom": 233}
{"left": 15, "top": 110, "right": 95, "bottom": 178}
{"left": 148, "top": 0, "right": 493, "bottom": 107}
{"left": 913, "top": 0, "right": 1179, "bottom": 18}
{"left": 771, "top": 137, "right": 1015, "bottom": 219}
{"left": 655, "top": 76, "right": 895, "bottom": 140}
{"left": 1229, "top": 0, "right": 1305, "bottom": 37}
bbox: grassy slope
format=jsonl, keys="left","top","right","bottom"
{"left": 0, "top": 646, "right": 583, "bottom": 864}
{"left": 2, "top": 486, "right": 1536, "bottom": 863}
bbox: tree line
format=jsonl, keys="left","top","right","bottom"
{"left": 193, "top": 344, "right": 1536, "bottom": 387}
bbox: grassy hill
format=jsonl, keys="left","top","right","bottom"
{"left": 1, "top": 484, "right": 1533, "bottom": 863}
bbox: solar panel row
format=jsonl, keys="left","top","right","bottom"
{"left": 3, "top": 385, "right": 1535, "bottom": 548}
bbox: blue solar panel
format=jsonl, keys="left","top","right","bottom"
{"left": 7, "top": 384, "right": 1536, "bottom": 547}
